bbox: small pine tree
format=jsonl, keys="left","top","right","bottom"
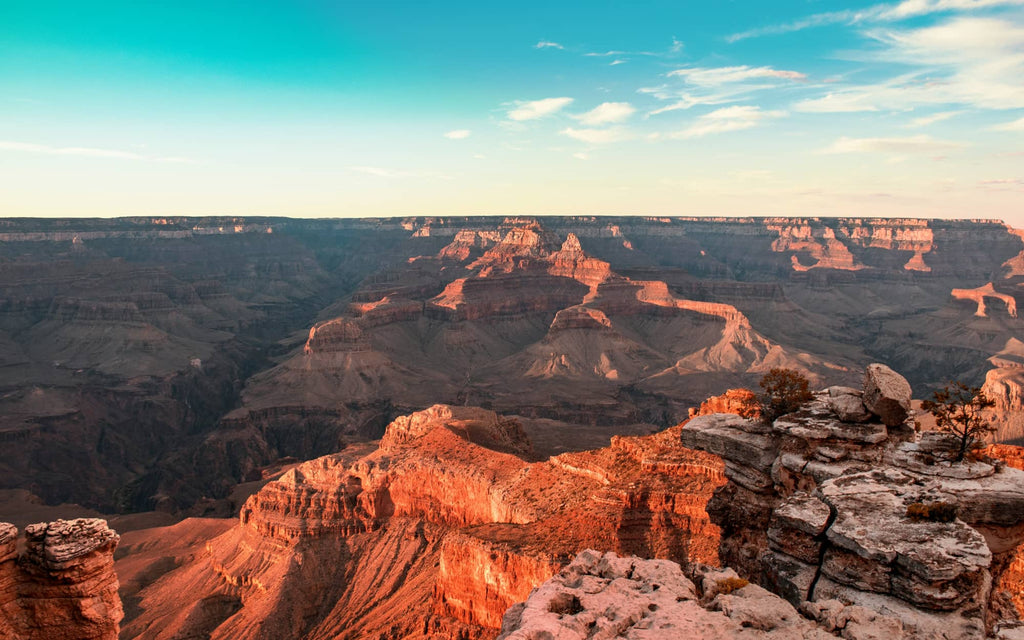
{"left": 921, "top": 381, "right": 996, "bottom": 463}
{"left": 743, "top": 368, "right": 815, "bottom": 424}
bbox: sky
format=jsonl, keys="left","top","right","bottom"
{"left": 1, "top": 0, "right": 1023, "bottom": 224}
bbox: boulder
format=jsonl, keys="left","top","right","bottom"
{"left": 827, "top": 386, "right": 873, "bottom": 423}
{"left": 862, "top": 364, "right": 912, "bottom": 427}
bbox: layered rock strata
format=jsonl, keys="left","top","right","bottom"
{"left": 681, "top": 364, "right": 1024, "bottom": 639}
{"left": 123, "top": 405, "right": 725, "bottom": 639}
{"left": 0, "top": 518, "right": 122, "bottom": 640}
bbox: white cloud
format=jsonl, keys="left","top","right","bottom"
{"left": 878, "top": 0, "right": 1024, "bottom": 20}
{"left": 823, "top": 134, "right": 965, "bottom": 153}
{"left": 668, "top": 65, "right": 807, "bottom": 86}
{"left": 672, "top": 106, "right": 785, "bottom": 139}
{"left": 992, "top": 116, "right": 1024, "bottom": 130}
{"left": 0, "top": 140, "right": 191, "bottom": 162}
{"left": 727, "top": 0, "right": 1024, "bottom": 41}
{"left": 573, "top": 152, "right": 589, "bottom": 160}
{"left": 585, "top": 38, "right": 679, "bottom": 58}
{"left": 444, "top": 129, "right": 471, "bottom": 139}
{"left": 572, "top": 102, "right": 636, "bottom": 126}
{"left": 906, "top": 110, "right": 962, "bottom": 127}
{"left": 348, "top": 166, "right": 453, "bottom": 179}
{"left": 536, "top": 41, "right": 564, "bottom": 49}
{"left": 610, "top": 59, "right": 626, "bottom": 66}
{"left": 349, "top": 166, "right": 399, "bottom": 177}
{"left": 794, "top": 17, "right": 1024, "bottom": 113}
{"left": 560, "top": 127, "right": 635, "bottom": 144}
{"left": 507, "top": 97, "right": 574, "bottom": 121}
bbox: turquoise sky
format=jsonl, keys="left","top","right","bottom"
{"left": 2, "top": 0, "right": 1023, "bottom": 224}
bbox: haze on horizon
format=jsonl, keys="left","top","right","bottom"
{"left": 2, "top": 0, "right": 1023, "bottom": 225}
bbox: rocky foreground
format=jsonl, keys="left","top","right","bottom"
{"left": 0, "top": 518, "right": 122, "bottom": 640}
{"left": 499, "top": 364, "right": 1024, "bottom": 639}
{"left": 4, "top": 364, "right": 1024, "bottom": 639}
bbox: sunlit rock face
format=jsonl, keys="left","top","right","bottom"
{"left": 121, "top": 404, "right": 724, "bottom": 639}
{"left": 681, "top": 364, "right": 1024, "bottom": 639}
{"left": 0, "top": 519, "right": 122, "bottom": 640}
{"left": 4, "top": 215, "right": 1023, "bottom": 517}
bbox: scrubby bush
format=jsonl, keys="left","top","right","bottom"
{"left": 715, "top": 576, "right": 750, "bottom": 595}
{"left": 742, "top": 368, "right": 814, "bottom": 424}
{"left": 921, "top": 381, "right": 995, "bottom": 463}
{"left": 906, "top": 501, "right": 958, "bottom": 523}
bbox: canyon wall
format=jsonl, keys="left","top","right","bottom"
{"left": 1, "top": 215, "right": 1021, "bottom": 519}
{"left": 0, "top": 518, "right": 122, "bottom": 640}
{"left": 680, "top": 365, "right": 1024, "bottom": 639}
{"left": 120, "top": 404, "right": 725, "bottom": 639}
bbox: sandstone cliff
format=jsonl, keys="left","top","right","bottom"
{"left": 121, "top": 405, "right": 724, "bottom": 639}
{"left": 4, "top": 215, "right": 1023, "bottom": 519}
{"left": 681, "top": 364, "right": 1024, "bottom": 639}
{"left": 0, "top": 518, "right": 122, "bottom": 640}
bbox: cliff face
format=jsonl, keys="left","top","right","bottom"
{"left": 0, "top": 518, "right": 122, "bottom": 640}
{"left": 121, "top": 404, "right": 725, "bottom": 639}
{"left": 3, "top": 215, "right": 1023, "bottom": 519}
{"left": 681, "top": 365, "right": 1024, "bottom": 639}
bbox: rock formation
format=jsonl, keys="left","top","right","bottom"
{"left": 0, "top": 518, "right": 122, "bottom": 640}
{"left": 681, "top": 364, "right": 1024, "bottom": 639}
{"left": 121, "top": 405, "right": 725, "bottom": 639}
{"left": 498, "top": 550, "right": 849, "bottom": 639}
{"left": 3, "top": 215, "right": 1023, "bottom": 519}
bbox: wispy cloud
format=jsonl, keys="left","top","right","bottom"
{"left": 672, "top": 106, "right": 785, "bottom": 139}
{"left": 906, "top": 110, "right": 963, "bottom": 127}
{"left": 823, "top": 134, "right": 965, "bottom": 153}
{"left": 535, "top": 41, "right": 564, "bottom": 49}
{"left": 507, "top": 97, "right": 574, "bottom": 121}
{"left": 794, "top": 17, "right": 1024, "bottom": 113}
{"left": 992, "top": 116, "right": 1024, "bottom": 131}
{"left": 668, "top": 65, "right": 806, "bottom": 86}
{"left": 727, "top": 0, "right": 1024, "bottom": 41}
{"left": 443, "top": 129, "right": 472, "bottom": 139}
{"left": 583, "top": 38, "right": 683, "bottom": 58}
{"left": 348, "top": 166, "right": 452, "bottom": 179}
{"left": 0, "top": 140, "right": 191, "bottom": 162}
{"left": 572, "top": 102, "right": 636, "bottom": 126}
{"left": 644, "top": 64, "right": 805, "bottom": 117}
{"left": 560, "top": 127, "right": 635, "bottom": 144}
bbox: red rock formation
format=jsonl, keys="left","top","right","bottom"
{"left": 120, "top": 406, "right": 725, "bottom": 639}
{"left": 689, "top": 388, "right": 757, "bottom": 418}
{"left": 952, "top": 282, "right": 1018, "bottom": 318}
{"left": 0, "top": 519, "right": 122, "bottom": 640}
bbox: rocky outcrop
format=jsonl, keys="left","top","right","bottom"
{"left": 497, "top": 550, "right": 840, "bottom": 639}
{"left": 862, "top": 363, "right": 912, "bottom": 427}
{"left": 123, "top": 405, "right": 725, "bottom": 639}
{"left": 952, "top": 283, "right": 1018, "bottom": 318}
{"left": 682, "top": 364, "right": 1024, "bottom": 639}
{"left": 0, "top": 518, "right": 122, "bottom": 640}
{"left": 689, "top": 388, "right": 757, "bottom": 418}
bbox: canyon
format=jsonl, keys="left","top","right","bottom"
{"left": 4, "top": 364, "right": 1022, "bottom": 638}
{"left": 0, "top": 215, "right": 1022, "bottom": 637}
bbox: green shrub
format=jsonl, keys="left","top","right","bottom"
{"left": 742, "top": 368, "right": 814, "bottom": 424}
